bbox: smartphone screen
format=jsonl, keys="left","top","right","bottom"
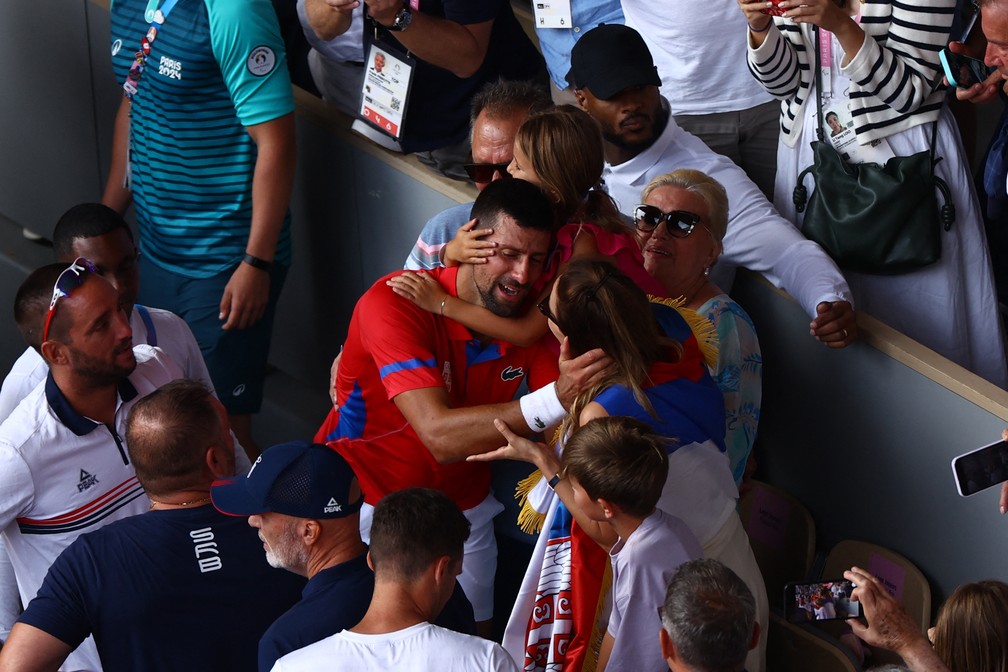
{"left": 784, "top": 580, "right": 861, "bottom": 623}
{"left": 940, "top": 49, "right": 995, "bottom": 88}
{"left": 952, "top": 439, "right": 1008, "bottom": 497}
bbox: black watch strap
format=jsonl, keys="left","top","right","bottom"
{"left": 242, "top": 253, "right": 273, "bottom": 272}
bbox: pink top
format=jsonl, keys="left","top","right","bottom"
{"left": 554, "top": 221, "right": 669, "bottom": 297}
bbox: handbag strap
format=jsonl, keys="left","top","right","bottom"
{"left": 811, "top": 27, "right": 938, "bottom": 170}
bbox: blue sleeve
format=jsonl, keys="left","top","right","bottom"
{"left": 17, "top": 540, "right": 96, "bottom": 648}
{"left": 205, "top": 0, "right": 295, "bottom": 126}
{"left": 405, "top": 203, "right": 473, "bottom": 270}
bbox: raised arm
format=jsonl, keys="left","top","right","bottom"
{"left": 304, "top": 0, "right": 358, "bottom": 40}
{"left": 387, "top": 272, "right": 549, "bottom": 348}
{"left": 364, "top": 0, "right": 493, "bottom": 79}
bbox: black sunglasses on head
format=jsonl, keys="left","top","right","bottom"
{"left": 633, "top": 204, "right": 701, "bottom": 237}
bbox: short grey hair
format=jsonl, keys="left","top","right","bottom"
{"left": 469, "top": 78, "right": 552, "bottom": 129}
{"left": 661, "top": 559, "right": 755, "bottom": 672}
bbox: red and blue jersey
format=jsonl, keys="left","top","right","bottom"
{"left": 316, "top": 267, "right": 558, "bottom": 510}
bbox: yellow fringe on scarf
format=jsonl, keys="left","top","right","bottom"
{"left": 515, "top": 468, "right": 546, "bottom": 535}
{"left": 648, "top": 294, "right": 720, "bottom": 370}
{"left": 515, "top": 426, "right": 563, "bottom": 535}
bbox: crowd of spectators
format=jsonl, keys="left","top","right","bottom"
{"left": 2, "top": 0, "right": 1008, "bottom": 670}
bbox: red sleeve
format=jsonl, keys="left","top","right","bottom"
{"left": 357, "top": 276, "right": 444, "bottom": 401}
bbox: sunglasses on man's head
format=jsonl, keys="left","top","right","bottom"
{"left": 633, "top": 205, "right": 701, "bottom": 237}
{"left": 42, "top": 257, "right": 98, "bottom": 343}
{"left": 463, "top": 163, "right": 511, "bottom": 183}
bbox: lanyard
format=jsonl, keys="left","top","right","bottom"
{"left": 123, "top": 0, "right": 180, "bottom": 100}
{"left": 817, "top": 27, "right": 833, "bottom": 99}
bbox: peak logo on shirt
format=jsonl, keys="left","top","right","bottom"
{"left": 77, "top": 469, "right": 99, "bottom": 493}
{"left": 501, "top": 366, "right": 524, "bottom": 382}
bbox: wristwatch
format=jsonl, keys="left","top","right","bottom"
{"left": 387, "top": 5, "right": 412, "bottom": 31}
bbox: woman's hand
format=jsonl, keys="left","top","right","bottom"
{"left": 443, "top": 218, "right": 496, "bottom": 267}
{"left": 387, "top": 272, "right": 450, "bottom": 314}
{"left": 779, "top": 0, "right": 851, "bottom": 33}
{"left": 738, "top": 0, "right": 774, "bottom": 34}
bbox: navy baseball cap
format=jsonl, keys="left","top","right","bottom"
{"left": 211, "top": 441, "right": 363, "bottom": 519}
{"left": 566, "top": 24, "right": 662, "bottom": 100}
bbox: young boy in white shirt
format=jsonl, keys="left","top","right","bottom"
{"left": 561, "top": 417, "right": 703, "bottom": 672}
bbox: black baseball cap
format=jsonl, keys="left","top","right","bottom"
{"left": 566, "top": 24, "right": 662, "bottom": 100}
{"left": 211, "top": 441, "right": 363, "bottom": 519}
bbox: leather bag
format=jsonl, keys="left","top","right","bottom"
{"left": 793, "top": 31, "right": 954, "bottom": 275}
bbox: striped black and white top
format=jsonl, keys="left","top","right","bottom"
{"left": 746, "top": 0, "right": 955, "bottom": 148}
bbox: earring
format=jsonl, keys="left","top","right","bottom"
{"left": 703, "top": 266, "right": 711, "bottom": 277}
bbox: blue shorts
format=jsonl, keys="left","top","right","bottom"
{"left": 138, "top": 256, "right": 287, "bottom": 415}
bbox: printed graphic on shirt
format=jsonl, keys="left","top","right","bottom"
{"left": 247, "top": 46, "right": 276, "bottom": 76}
{"left": 190, "top": 527, "right": 222, "bottom": 573}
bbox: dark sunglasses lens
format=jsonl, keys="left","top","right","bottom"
{"left": 465, "top": 163, "right": 506, "bottom": 182}
{"left": 635, "top": 205, "right": 662, "bottom": 231}
{"left": 675, "top": 212, "right": 701, "bottom": 237}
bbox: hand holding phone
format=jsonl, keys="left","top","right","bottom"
{"left": 784, "top": 580, "right": 862, "bottom": 623}
{"left": 761, "top": 0, "right": 786, "bottom": 17}
{"left": 951, "top": 439, "right": 1008, "bottom": 497}
{"left": 940, "top": 47, "right": 995, "bottom": 89}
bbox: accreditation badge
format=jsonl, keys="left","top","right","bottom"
{"left": 532, "top": 0, "right": 572, "bottom": 28}
{"left": 358, "top": 41, "right": 415, "bottom": 140}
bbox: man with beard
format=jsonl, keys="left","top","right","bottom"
{"left": 315, "top": 178, "right": 610, "bottom": 633}
{"left": 211, "top": 440, "right": 475, "bottom": 672}
{"left": 0, "top": 380, "right": 303, "bottom": 672}
{"left": 0, "top": 262, "right": 182, "bottom": 670}
{"left": 570, "top": 25, "right": 859, "bottom": 349}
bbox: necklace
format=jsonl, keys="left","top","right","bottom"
{"left": 149, "top": 495, "right": 211, "bottom": 510}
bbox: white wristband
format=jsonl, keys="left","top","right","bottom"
{"left": 520, "top": 382, "right": 566, "bottom": 432}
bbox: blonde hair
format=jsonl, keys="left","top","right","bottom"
{"left": 514, "top": 106, "right": 625, "bottom": 232}
{"left": 553, "top": 259, "right": 680, "bottom": 438}
{"left": 932, "top": 580, "right": 1008, "bottom": 672}
{"left": 641, "top": 169, "right": 730, "bottom": 243}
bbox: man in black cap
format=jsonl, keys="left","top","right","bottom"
{"left": 0, "top": 380, "right": 303, "bottom": 672}
{"left": 568, "top": 23, "right": 859, "bottom": 351}
{"left": 211, "top": 442, "right": 476, "bottom": 672}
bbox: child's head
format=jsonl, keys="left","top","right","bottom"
{"left": 561, "top": 416, "right": 672, "bottom": 518}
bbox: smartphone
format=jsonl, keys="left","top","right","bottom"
{"left": 783, "top": 580, "right": 861, "bottom": 623}
{"left": 952, "top": 439, "right": 1008, "bottom": 497}
{"left": 940, "top": 48, "right": 994, "bottom": 88}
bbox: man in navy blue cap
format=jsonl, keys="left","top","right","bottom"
{"left": 212, "top": 442, "right": 475, "bottom": 672}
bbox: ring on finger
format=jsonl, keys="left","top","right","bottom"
{"left": 841, "top": 328, "right": 849, "bottom": 340}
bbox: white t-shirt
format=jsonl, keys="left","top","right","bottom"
{"left": 607, "top": 509, "right": 702, "bottom": 672}
{"left": 602, "top": 101, "right": 852, "bottom": 318}
{"left": 621, "top": 0, "right": 772, "bottom": 115}
{"left": 271, "top": 622, "right": 517, "bottom": 672}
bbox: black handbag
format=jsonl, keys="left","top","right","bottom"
{"left": 792, "top": 31, "right": 955, "bottom": 275}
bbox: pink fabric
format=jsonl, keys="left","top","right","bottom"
{"left": 555, "top": 222, "right": 669, "bottom": 297}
